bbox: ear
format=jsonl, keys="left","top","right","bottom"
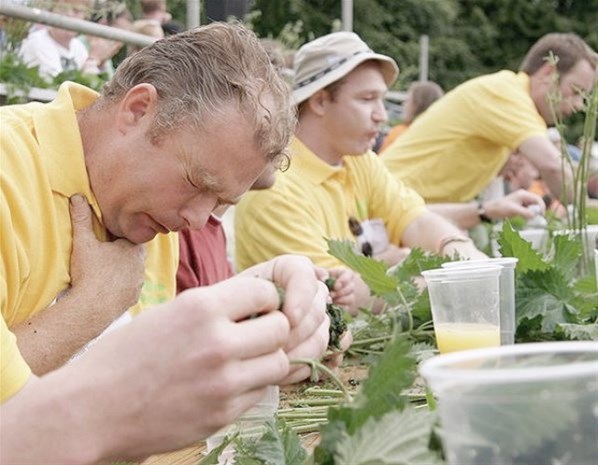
{"left": 306, "top": 89, "right": 331, "bottom": 116}
{"left": 115, "top": 84, "right": 159, "bottom": 134}
{"left": 534, "top": 61, "right": 557, "bottom": 84}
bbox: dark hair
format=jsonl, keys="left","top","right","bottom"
{"left": 519, "top": 33, "right": 597, "bottom": 75}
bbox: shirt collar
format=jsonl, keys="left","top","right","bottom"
{"left": 33, "top": 82, "right": 103, "bottom": 219}
{"left": 290, "top": 136, "right": 344, "bottom": 185}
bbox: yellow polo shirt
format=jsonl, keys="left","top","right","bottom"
{"left": 0, "top": 82, "right": 177, "bottom": 402}
{"left": 381, "top": 71, "right": 547, "bottom": 203}
{"left": 234, "top": 137, "right": 426, "bottom": 271}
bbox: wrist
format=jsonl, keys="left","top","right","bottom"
{"left": 437, "top": 235, "right": 473, "bottom": 255}
{"left": 477, "top": 199, "right": 493, "bottom": 224}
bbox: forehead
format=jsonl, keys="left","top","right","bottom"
{"left": 561, "top": 59, "right": 596, "bottom": 93}
{"left": 340, "top": 62, "right": 388, "bottom": 93}
{"left": 176, "top": 109, "right": 268, "bottom": 200}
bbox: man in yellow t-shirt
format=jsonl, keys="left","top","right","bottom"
{"left": 2, "top": 23, "right": 333, "bottom": 463}
{"left": 381, "top": 33, "right": 597, "bottom": 205}
{"left": 235, "top": 31, "right": 486, "bottom": 313}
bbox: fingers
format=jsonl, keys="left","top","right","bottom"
{"left": 200, "top": 277, "right": 283, "bottom": 322}
{"left": 233, "top": 311, "right": 290, "bottom": 360}
{"left": 282, "top": 316, "right": 330, "bottom": 384}
{"left": 284, "top": 281, "right": 328, "bottom": 351}
{"left": 69, "top": 194, "right": 94, "bottom": 241}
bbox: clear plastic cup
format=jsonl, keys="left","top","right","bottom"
{"left": 421, "top": 266, "right": 502, "bottom": 354}
{"left": 206, "top": 385, "right": 279, "bottom": 464}
{"left": 420, "top": 342, "right": 598, "bottom": 465}
{"left": 442, "top": 258, "right": 518, "bottom": 345}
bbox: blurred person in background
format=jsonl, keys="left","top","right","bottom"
{"left": 378, "top": 80, "right": 444, "bottom": 153}
{"left": 381, "top": 33, "right": 597, "bottom": 208}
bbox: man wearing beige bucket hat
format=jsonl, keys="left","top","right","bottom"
{"left": 234, "top": 31, "right": 487, "bottom": 312}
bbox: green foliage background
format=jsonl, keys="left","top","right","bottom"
{"left": 244, "top": 0, "right": 597, "bottom": 92}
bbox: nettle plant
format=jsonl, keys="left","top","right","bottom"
{"left": 545, "top": 52, "right": 598, "bottom": 273}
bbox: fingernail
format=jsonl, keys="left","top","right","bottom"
{"left": 70, "top": 194, "right": 84, "bottom": 206}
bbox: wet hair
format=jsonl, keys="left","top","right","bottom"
{"left": 101, "top": 22, "right": 295, "bottom": 165}
{"left": 519, "top": 33, "right": 597, "bottom": 76}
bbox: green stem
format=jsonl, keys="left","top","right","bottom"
{"left": 290, "top": 358, "right": 352, "bottom": 402}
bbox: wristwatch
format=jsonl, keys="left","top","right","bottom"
{"left": 477, "top": 200, "right": 493, "bottom": 223}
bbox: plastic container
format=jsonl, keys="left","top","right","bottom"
{"left": 421, "top": 266, "right": 502, "bottom": 354}
{"left": 420, "top": 342, "right": 598, "bottom": 465}
{"left": 206, "top": 385, "right": 279, "bottom": 464}
{"left": 442, "top": 258, "right": 518, "bottom": 345}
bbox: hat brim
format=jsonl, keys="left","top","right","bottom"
{"left": 292, "top": 53, "right": 399, "bottom": 105}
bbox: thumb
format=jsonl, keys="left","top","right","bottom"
{"left": 69, "top": 194, "right": 94, "bottom": 238}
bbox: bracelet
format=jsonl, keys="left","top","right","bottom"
{"left": 437, "top": 235, "right": 473, "bottom": 254}
{"left": 477, "top": 200, "right": 493, "bottom": 223}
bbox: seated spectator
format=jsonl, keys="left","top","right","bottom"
{"left": 234, "top": 31, "right": 487, "bottom": 314}
{"left": 78, "top": 0, "right": 133, "bottom": 78}
{"left": 378, "top": 80, "right": 443, "bottom": 153}
{"left": 19, "top": 0, "right": 95, "bottom": 79}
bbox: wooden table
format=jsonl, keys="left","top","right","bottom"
{"left": 141, "top": 433, "right": 321, "bottom": 464}
{"left": 142, "top": 443, "right": 206, "bottom": 465}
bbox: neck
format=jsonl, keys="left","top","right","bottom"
{"left": 296, "top": 116, "right": 343, "bottom": 166}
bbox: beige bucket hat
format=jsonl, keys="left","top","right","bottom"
{"left": 292, "top": 31, "right": 399, "bottom": 105}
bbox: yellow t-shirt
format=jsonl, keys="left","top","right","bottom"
{"left": 381, "top": 71, "right": 547, "bottom": 203}
{"left": 234, "top": 137, "right": 426, "bottom": 271}
{"left": 0, "top": 82, "right": 177, "bottom": 402}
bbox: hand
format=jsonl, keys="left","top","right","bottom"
{"left": 322, "top": 329, "right": 353, "bottom": 372}
{"left": 269, "top": 255, "right": 330, "bottom": 384}
{"left": 326, "top": 268, "right": 357, "bottom": 312}
{"left": 484, "top": 189, "right": 545, "bottom": 221}
{"left": 87, "top": 35, "right": 123, "bottom": 65}
{"left": 2, "top": 277, "right": 292, "bottom": 463}
{"left": 69, "top": 194, "right": 146, "bottom": 320}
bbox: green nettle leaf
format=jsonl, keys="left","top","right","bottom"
{"left": 327, "top": 337, "right": 415, "bottom": 435}
{"left": 333, "top": 408, "right": 443, "bottom": 465}
{"left": 551, "top": 234, "right": 582, "bottom": 280}
{"left": 389, "top": 248, "right": 449, "bottom": 282}
{"left": 497, "top": 223, "right": 550, "bottom": 273}
{"left": 326, "top": 239, "right": 400, "bottom": 304}
{"left": 517, "top": 269, "right": 577, "bottom": 333}
{"left": 558, "top": 323, "right": 598, "bottom": 340}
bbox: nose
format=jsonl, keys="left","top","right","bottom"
{"left": 179, "top": 196, "right": 216, "bottom": 230}
{"left": 373, "top": 99, "right": 388, "bottom": 123}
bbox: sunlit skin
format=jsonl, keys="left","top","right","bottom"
{"left": 302, "top": 61, "right": 388, "bottom": 165}
{"left": 532, "top": 59, "right": 596, "bottom": 125}
{"left": 81, "top": 85, "right": 271, "bottom": 244}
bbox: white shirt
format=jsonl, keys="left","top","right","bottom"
{"left": 19, "top": 28, "right": 88, "bottom": 79}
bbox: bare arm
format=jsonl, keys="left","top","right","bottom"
{"left": 400, "top": 211, "right": 487, "bottom": 260}
{"left": 1, "top": 277, "right": 292, "bottom": 464}
{"left": 428, "top": 189, "right": 545, "bottom": 230}
{"left": 518, "top": 135, "right": 574, "bottom": 202}
{"left": 12, "top": 195, "right": 146, "bottom": 375}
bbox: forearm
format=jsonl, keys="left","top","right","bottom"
{"left": 401, "top": 212, "right": 486, "bottom": 259}
{"left": 541, "top": 164, "right": 574, "bottom": 204}
{"left": 13, "top": 290, "right": 126, "bottom": 375}
{"left": 428, "top": 202, "right": 481, "bottom": 230}
{"left": 1, "top": 374, "right": 105, "bottom": 465}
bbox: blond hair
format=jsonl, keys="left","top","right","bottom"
{"left": 102, "top": 22, "right": 295, "bottom": 165}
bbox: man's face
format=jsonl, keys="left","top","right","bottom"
{"left": 322, "top": 62, "right": 389, "bottom": 158}
{"left": 541, "top": 59, "right": 596, "bottom": 125}
{"left": 98, "top": 108, "right": 270, "bottom": 244}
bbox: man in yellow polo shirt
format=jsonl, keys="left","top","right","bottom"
{"left": 381, "top": 33, "right": 597, "bottom": 205}
{"left": 1, "top": 23, "right": 332, "bottom": 463}
{"left": 235, "top": 31, "right": 486, "bottom": 313}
